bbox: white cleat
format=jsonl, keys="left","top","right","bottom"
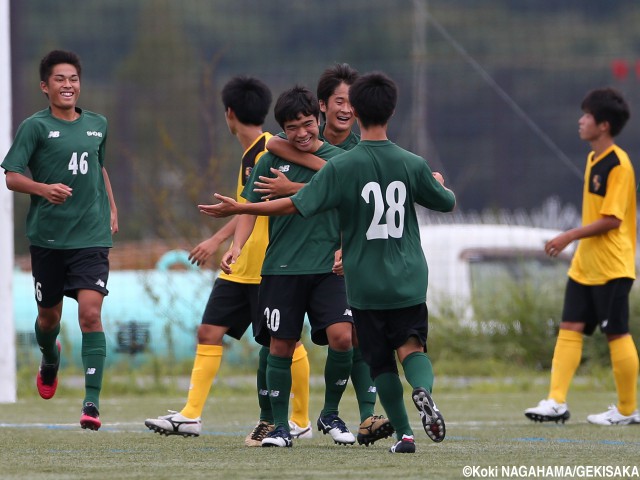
{"left": 144, "top": 410, "right": 201, "bottom": 437}
{"left": 288, "top": 420, "right": 313, "bottom": 439}
{"left": 524, "top": 398, "right": 570, "bottom": 424}
{"left": 261, "top": 426, "right": 292, "bottom": 448}
{"left": 587, "top": 405, "right": 640, "bottom": 426}
{"left": 317, "top": 414, "right": 355, "bottom": 445}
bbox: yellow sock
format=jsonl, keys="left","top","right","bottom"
{"left": 609, "top": 335, "right": 639, "bottom": 416}
{"left": 549, "top": 329, "right": 583, "bottom": 404}
{"left": 289, "top": 343, "right": 310, "bottom": 427}
{"left": 180, "top": 344, "right": 223, "bottom": 419}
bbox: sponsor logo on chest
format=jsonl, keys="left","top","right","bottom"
{"left": 47, "top": 130, "right": 103, "bottom": 139}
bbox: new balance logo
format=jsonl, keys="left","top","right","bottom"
{"left": 343, "top": 309, "right": 352, "bottom": 317}
{"left": 270, "top": 390, "right": 280, "bottom": 398}
{"left": 95, "top": 279, "right": 105, "bottom": 288}
{"left": 259, "top": 389, "right": 269, "bottom": 397}
{"left": 601, "top": 319, "right": 609, "bottom": 328}
{"left": 86, "top": 368, "right": 96, "bottom": 375}
{"left": 86, "top": 130, "right": 103, "bottom": 137}
{"left": 48, "top": 131, "right": 60, "bottom": 138}
{"left": 335, "top": 379, "right": 348, "bottom": 386}
{"left": 367, "top": 386, "right": 377, "bottom": 393}
{"left": 278, "top": 165, "right": 290, "bottom": 173}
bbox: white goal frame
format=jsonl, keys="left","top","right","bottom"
{"left": 0, "top": 0, "right": 16, "bottom": 403}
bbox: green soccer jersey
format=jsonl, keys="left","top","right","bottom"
{"left": 2, "top": 108, "right": 112, "bottom": 249}
{"left": 242, "top": 141, "right": 343, "bottom": 275}
{"left": 319, "top": 123, "right": 360, "bottom": 151}
{"left": 292, "top": 140, "right": 456, "bottom": 310}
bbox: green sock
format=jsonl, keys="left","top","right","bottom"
{"left": 266, "top": 354, "right": 292, "bottom": 430}
{"left": 320, "top": 348, "right": 353, "bottom": 417}
{"left": 35, "top": 320, "right": 60, "bottom": 364}
{"left": 375, "top": 372, "right": 413, "bottom": 438}
{"left": 402, "top": 351, "right": 435, "bottom": 392}
{"left": 257, "top": 347, "right": 273, "bottom": 423}
{"left": 82, "top": 332, "right": 106, "bottom": 409}
{"left": 350, "top": 347, "right": 376, "bottom": 421}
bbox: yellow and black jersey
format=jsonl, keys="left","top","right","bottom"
{"left": 219, "top": 132, "right": 272, "bottom": 284}
{"left": 569, "top": 144, "right": 636, "bottom": 284}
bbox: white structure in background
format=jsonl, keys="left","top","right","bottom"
{"left": 11, "top": 225, "right": 573, "bottom": 369}
{"left": 0, "top": 0, "right": 16, "bottom": 403}
{"left": 420, "top": 224, "right": 571, "bottom": 316}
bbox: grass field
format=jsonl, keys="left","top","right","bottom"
{"left": 1, "top": 377, "right": 639, "bottom": 480}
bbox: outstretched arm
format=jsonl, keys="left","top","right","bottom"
{"left": 199, "top": 193, "right": 298, "bottom": 218}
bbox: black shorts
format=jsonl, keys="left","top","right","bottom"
{"left": 562, "top": 277, "right": 634, "bottom": 336}
{"left": 201, "top": 277, "right": 260, "bottom": 340}
{"left": 254, "top": 273, "right": 353, "bottom": 347}
{"left": 30, "top": 246, "right": 110, "bottom": 308}
{"left": 351, "top": 303, "right": 428, "bottom": 378}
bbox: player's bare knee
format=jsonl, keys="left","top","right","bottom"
{"left": 196, "top": 324, "right": 225, "bottom": 345}
{"left": 78, "top": 307, "right": 102, "bottom": 332}
{"left": 270, "top": 338, "right": 296, "bottom": 358}
{"left": 327, "top": 333, "right": 352, "bottom": 351}
{"left": 326, "top": 322, "right": 352, "bottom": 351}
{"left": 37, "top": 302, "right": 63, "bottom": 330}
{"left": 37, "top": 312, "right": 61, "bottom": 331}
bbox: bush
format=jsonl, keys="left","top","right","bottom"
{"left": 428, "top": 277, "right": 640, "bottom": 374}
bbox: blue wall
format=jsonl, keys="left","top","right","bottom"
{"left": 14, "top": 258, "right": 264, "bottom": 368}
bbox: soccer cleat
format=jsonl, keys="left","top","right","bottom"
{"left": 261, "top": 425, "right": 293, "bottom": 448}
{"left": 357, "top": 414, "right": 395, "bottom": 446}
{"left": 524, "top": 398, "right": 571, "bottom": 424}
{"left": 288, "top": 420, "right": 313, "bottom": 439}
{"left": 36, "top": 341, "right": 61, "bottom": 399}
{"left": 80, "top": 402, "right": 101, "bottom": 431}
{"left": 586, "top": 405, "right": 640, "bottom": 426}
{"left": 144, "top": 410, "right": 201, "bottom": 437}
{"left": 412, "top": 387, "right": 446, "bottom": 442}
{"left": 389, "top": 434, "right": 416, "bottom": 453}
{"left": 245, "top": 420, "right": 275, "bottom": 446}
{"left": 317, "top": 414, "right": 356, "bottom": 445}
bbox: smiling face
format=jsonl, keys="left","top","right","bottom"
{"left": 40, "top": 63, "right": 80, "bottom": 115}
{"left": 283, "top": 113, "right": 322, "bottom": 153}
{"left": 320, "top": 82, "right": 354, "bottom": 134}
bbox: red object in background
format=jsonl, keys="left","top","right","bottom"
{"left": 611, "top": 59, "right": 629, "bottom": 80}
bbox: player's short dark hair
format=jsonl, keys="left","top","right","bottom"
{"left": 273, "top": 85, "right": 320, "bottom": 130}
{"left": 39, "top": 50, "right": 82, "bottom": 82}
{"left": 221, "top": 76, "right": 272, "bottom": 126}
{"left": 581, "top": 87, "right": 630, "bottom": 137}
{"left": 316, "top": 63, "right": 359, "bottom": 120}
{"left": 349, "top": 72, "right": 397, "bottom": 128}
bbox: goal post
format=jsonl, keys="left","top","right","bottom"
{"left": 0, "top": 0, "right": 16, "bottom": 404}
